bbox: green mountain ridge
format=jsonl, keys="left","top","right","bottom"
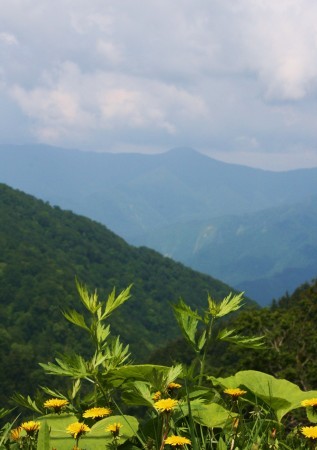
{"left": 0, "top": 182, "right": 247, "bottom": 403}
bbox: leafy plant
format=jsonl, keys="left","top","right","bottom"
{"left": 2, "top": 283, "right": 316, "bottom": 449}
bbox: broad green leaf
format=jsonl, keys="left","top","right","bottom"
{"left": 306, "top": 407, "right": 317, "bottom": 424}
{"left": 192, "top": 402, "right": 237, "bottom": 429}
{"left": 121, "top": 381, "right": 153, "bottom": 407}
{"left": 37, "top": 420, "right": 50, "bottom": 450}
{"left": 106, "top": 364, "right": 174, "bottom": 386}
{"left": 38, "top": 414, "right": 139, "bottom": 450}
{"left": 211, "top": 370, "right": 317, "bottom": 421}
{"left": 217, "top": 437, "right": 227, "bottom": 450}
{"left": 37, "top": 413, "right": 78, "bottom": 450}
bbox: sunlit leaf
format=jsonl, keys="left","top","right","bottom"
{"left": 217, "top": 328, "right": 265, "bottom": 349}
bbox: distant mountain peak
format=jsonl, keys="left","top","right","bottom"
{"left": 167, "top": 146, "right": 199, "bottom": 155}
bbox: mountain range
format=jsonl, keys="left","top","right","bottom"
{"left": 1, "top": 144, "right": 316, "bottom": 304}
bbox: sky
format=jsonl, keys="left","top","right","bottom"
{"left": 1, "top": 0, "right": 317, "bottom": 171}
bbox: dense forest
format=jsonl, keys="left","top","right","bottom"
{"left": 0, "top": 183, "right": 246, "bottom": 405}
{"left": 152, "top": 279, "right": 317, "bottom": 390}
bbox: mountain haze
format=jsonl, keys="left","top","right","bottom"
{"left": 136, "top": 197, "right": 317, "bottom": 304}
{"left": 1, "top": 144, "right": 316, "bottom": 304}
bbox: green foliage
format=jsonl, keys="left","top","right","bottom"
{"left": 216, "top": 279, "right": 317, "bottom": 390}
{"left": 173, "top": 292, "right": 264, "bottom": 384}
{"left": 211, "top": 370, "right": 317, "bottom": 421}
{"left": 1, "top": 282, "right": 316, "bottom": 450}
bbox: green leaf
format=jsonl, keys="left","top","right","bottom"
{"left": 76, "top": 279, "right": 101, "bottom": 314}
{"left": 37, "top": 420, "right": 50, "bottom": 450}
{"left": 107, "top": 364, "right": 174, "bottom": 385}
{"left": 217, "top": 328, "right": 265, "bottom": 349}
{"left": 37, "top": 413, "right": 77, "bottom": 450}
{"left": 209, "top": 292, "right": 244, "bottom": 318}
{"left": 306, "top": 406, "right": 317, "bottom": 423}
{"left": 173, "top": 299, "right": 202, "bottom": 351}
{"left": 102, "top": 285, "right": 133, "bottom": 320}
{"left": 39, "top": 353, "right": 91, "bottom": 379}
{"left": 37, "top": 414, "right": 139, "bottom": 450}
{"left": 121, "top": 381, "right": 154, "bottom": 407}
{"left": 217, "top": 437, "right": 227, "bottom": 450}
{"left": 192, "top": 402, "right": 237, "bottom": 429}
{"left": 211, "top": 370, "right": 317, "bottom": 421}
{"left": 62, "top": 309, "right": 90, "bottom": 331}
{"left": 11, "top": 393, "right": 43, "bottom": 414}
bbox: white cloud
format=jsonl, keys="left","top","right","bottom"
{"left": 0, "top": 32, "right": 18, "bottom": 45}
{"left": 0, "top": 0, "right": 317, "bottom": 168}
{"left": 9, "top": 61, "right": 209, "bottom": 144}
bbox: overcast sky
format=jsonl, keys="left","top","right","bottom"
{"left": 1, "top": 0, "right": 317, "bottom": 170}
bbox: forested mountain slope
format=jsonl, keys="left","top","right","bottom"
{"left": 0, "top": 183, "right": 243, "bottom": 403}
{"left": 152, "top": 279, "right": 317, "bottom": 390}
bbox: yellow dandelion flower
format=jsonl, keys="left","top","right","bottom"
{"left": 168, "top": 382, "right": 182, "bottom": 390}
{"left": 154, "top": 398, "right": 178, "bottom": 412}
{"left": 83, "top": 406, "right": 112, "bottom": 419}
{"left": 301, "top": 398, "right": 317, "bottom": 408}
{"left": 10, "top": 427, "right": 22, "bottom": 441}
{"left": 224, "top": 388, "right": 247, "bottom": 398}
{"left": 106, "top": 422, "right": 123, "bottom": 437}
{"left": 165, "top": 435, "right": 191, "bottom": 446}
{"left": 66, "top": 422, "right": 91, "bottom": 439}
{"left": 152, "top": 391, "right": 162, "bottom": 401}
{"left": 21, "top": 421, "right": 41, "bottom": 435}
{"left": 301, "top": 426, "right": 317, "bottom": 439}
{"left": 44, "top": 398, "right": 69, "bottom": 413}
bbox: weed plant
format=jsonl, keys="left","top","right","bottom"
{"left": 1, "top": 281, "right": 317, "bottom": 449}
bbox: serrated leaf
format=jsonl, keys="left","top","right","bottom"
{"left": 217, "top": 328, "right": 265, "bottom": 349}
{"left": 102, "top": 285, "right": 132, "bottom": 319}
{"left": 11, "top": 393, "right": 43, "bottom": 414}
{"left": 121, "top": 381, "right": 153, "bottom": 406}
{"left": 76, "top": 279, "right": 101, "bottom": 314}
{"left": 209, "top": 292, "right": 244, "bottom": 318}
{"left": 173, "top": 299, "right": 202, "bottom": 351}
{"left": 62, "top": 309, "right": 90, "bottom": 331}
{"left": 39, "top": 354, "right": 91, "bottom": 379}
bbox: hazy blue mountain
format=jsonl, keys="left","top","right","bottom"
{"left": 134, "top": 197, "right": 317, "bottom": 304}
{"left": 1, "top": 144, "right": 317, "bottom": 304}
{"left": 1, "top": 144, "right": 317, "bottom": 238}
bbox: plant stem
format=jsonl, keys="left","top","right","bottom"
{"left": 198, "top": 316, "right": 215, "bottom": 385}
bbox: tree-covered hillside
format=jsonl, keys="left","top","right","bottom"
{"left": 151, "top": 279, "right": 317, "bottom": 390}
{"left": 0, "top": 183, "right": 245, "bottom": 403}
